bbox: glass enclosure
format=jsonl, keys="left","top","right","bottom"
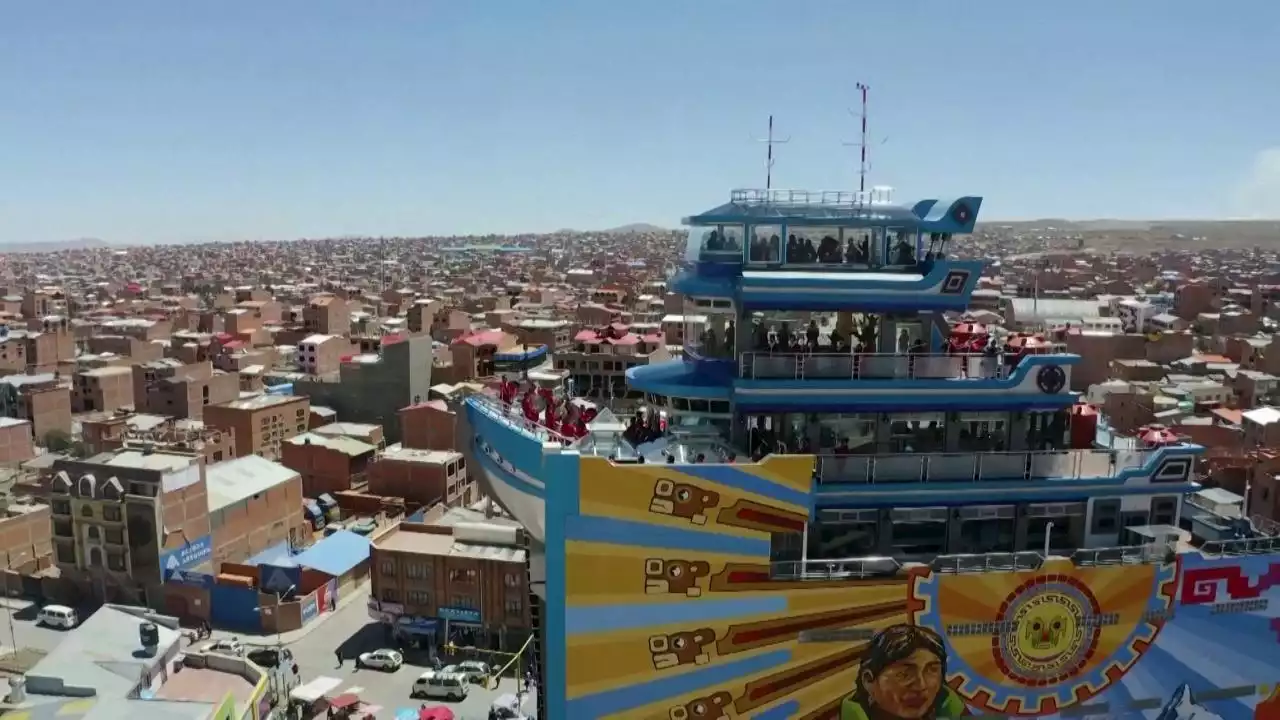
{"left": 683, "top": 298, "right": 735, "bottom": 360}
{"left": 685, "top": 225, "right": 744, "bottom": 264}
{"left": 685, "top": 222, "right": 938, "bottom": 270}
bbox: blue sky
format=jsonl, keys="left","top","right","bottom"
{"left": 2, "top": 1, "right": 1278, "bottom": 244}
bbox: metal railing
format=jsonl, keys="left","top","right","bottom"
{"left": 771, "top": 556, "right": 902, "bottom": 580}
{"left": 816, "top": 448, "right": 1154, "bottom": 484}
{"left": 772, "top": 542, "right": 1178, "bottom": 580}
{"left": 739, "top": 352, "right": 1008, "bottom": 381}
{"left": 1201, "top": 536, "right": 1280, "bottom": 555}
{"left": 730, "top": 188, "right": 894, "bottom": 207}
{"left": 468, "top": 394, "right": 582, "bottom": 448}
{"left": 930, "top": 552, "right": 1043, "bottom": 574}
{"left": 1072, "top": 542, "right": 1176, "bottom": 567}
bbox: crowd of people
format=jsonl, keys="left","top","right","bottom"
{"left": 498, "top": 379, "right": 598, "bottom": 440}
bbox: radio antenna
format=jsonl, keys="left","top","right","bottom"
{"left": 842, "top": 83, "right": 887, "bottom": 196}
{"left": 751, "top": 115, "right": 790, "bottom": 190}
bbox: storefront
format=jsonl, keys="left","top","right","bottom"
{"left": 368, "top": 598, "right": 440, "bottom": 654}
{"left": 439, "top": 605, "right": 485, "bottom": 649}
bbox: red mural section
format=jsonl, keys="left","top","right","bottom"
{"left": 1179, "top": 562, "right": 1280, "bottom": 605}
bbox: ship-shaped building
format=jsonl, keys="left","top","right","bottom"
{"left": 466, "top": 188, "right": 1280, "bottom": 720}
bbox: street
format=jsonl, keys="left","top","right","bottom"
{"left": 0, "top": 597, "right": 83, "bottom": 660}
{"left": 239, "top": 586, "right": 538, "bottom": 720}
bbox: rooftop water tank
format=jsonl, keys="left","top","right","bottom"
{"left": 139, "top": 622, "right": 159, "bottom": 653}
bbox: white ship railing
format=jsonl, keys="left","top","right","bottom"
{"left": 817, "top": 448, "right": 1156, "bottom": 484}
{"left": 1201, "top": 535, "right": 1280, "bottom": 555}
{"left": 740, "top": 351, "right": 1009, "bottom": 381}
{"left": 773, "top": 542, "right": 1178, "bottom": 580}
{"left": 731, "top": 187, "right": 895, "bottom": 207}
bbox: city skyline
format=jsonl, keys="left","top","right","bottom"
{"left": 2, "top": 0, "right": 1279, "bottom": 244}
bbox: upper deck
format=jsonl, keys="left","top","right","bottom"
{"left": 682, "top": 188, "right": 981, "bottom": 271}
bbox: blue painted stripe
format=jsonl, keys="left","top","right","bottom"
{"left": 753, "top": 700, "right": 802, "bottom": 719}
{"left": 739, "top": 297, "right": 971, "bottom": 312}
{"left": 673, "top": 463, "right": 812, "bottom": 508}
{"left": 473, "top": 447, "right": 545, "bottom": 499}
{"left": 565, "top": 649, "right": 792, "bottom": 718}
{"left": 566, "top": 596, "right": 789, "bottom": 635}
{"left": 566, "top": 515, "right": 771, "bottom": 556}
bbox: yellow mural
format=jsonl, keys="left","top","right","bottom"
{"left": 560, "top": 455, "right": 1191, "bottom": 720}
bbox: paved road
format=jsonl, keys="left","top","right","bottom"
{"left": 240, "top": 586, "right": 537, "bottom": 720}
{"left": 0, "top": 598, "right": 81, "bottom": 659}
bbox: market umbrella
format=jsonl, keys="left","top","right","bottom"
{"left": 1137, "top": 424, "right": 1180, "bottom": 448}
{"left": 420, "top": 708, "right": 456, "bottom": 720}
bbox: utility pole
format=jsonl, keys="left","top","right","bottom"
{"left": 751, "top": 115, "right": 790, "bottom": 191}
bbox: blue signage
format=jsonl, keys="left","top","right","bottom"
{"left": 166, "top": 569, "right": 214, "bottom": 589}
{"left": 438, "top": 606, "right": 482, "bottom": 624}
{"left": 262, "top": 565, "right": 301, "bottom": 594}
{"left": 301, "top": 595, "right": 320, "bottom": 624}
{"left": 161, "top": 535, "right": 213, "bottom": 579}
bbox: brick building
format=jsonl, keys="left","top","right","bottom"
{"left": 368, "top": 446, "right": 470, "bottom": 508}
{"left": 203, "top": 394, "right": 310, "bottom": 461}
{"left": 206, "top": 455, "right": 311, "bottom": 567}
{"left": 281, "top": 432, "right": 378, "bottom": 497}
{"left": 133, "top": 360, "right": 240, "bottom": 421}
{"left": 72, "top": 366, "right": 135, "bottom": 414}
{"left": 369, "top": 505, "right": 531, "bottom": 652}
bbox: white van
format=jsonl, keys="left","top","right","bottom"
{"left": 411, "top": 671, "right": 469, "bottom": 701}
{"left": 37, "top": 605, "right": 78, "bottom": 629}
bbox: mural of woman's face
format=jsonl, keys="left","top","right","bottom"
{"left": 862, "top": 648, "right": 944, "bottom": 719}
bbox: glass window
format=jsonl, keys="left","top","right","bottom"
{"left": 884, "top": 228, "right": 918, "bottom": 267}
{"left": 782, "top": 226, "right": 828, "bottom": 266}
{"left": 817, "top": 414, "right": 876, "bottom": 453}
{"left": 1091, "top": 498, "right": 1121, "bottom": 534}
{"left": 841, "top": 228, "right": 873, "bottom": 266}
{"left": 683, "top": 298, "right": 735, "bottom": 360}
{"left": 685, "top": 225, "right": 743, "bottom": 264}
{"left": 748, "top": 225, "right": 781, "bottom": 264}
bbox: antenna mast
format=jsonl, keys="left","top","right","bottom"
{"left": 752, "top": 115, "right": 790, "bottom": 190}
{"left": 840, "top": 83, "right": 872, "bottom": 194}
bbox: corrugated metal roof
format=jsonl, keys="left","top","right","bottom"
{"left": 206, "top": 455, "right": 298, "bottom": 512}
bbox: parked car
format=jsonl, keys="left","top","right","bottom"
{"left": 356, "top": 649, "right": 403, "bottom": 671}
{"left": 453, "top": 660, "right": 491, "bottom": 684}
{"left": 36, "top": 605, "right": 78, "bottom": 630}
{"left": 203, "top": 638, "right": 244, "bottom": 656}
{"left": 411, "top": 671, "right": 469, "bottom": 701}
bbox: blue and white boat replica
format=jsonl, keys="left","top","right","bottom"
{"left": 465, "top": 186, "right": 1280, "bottom": 720}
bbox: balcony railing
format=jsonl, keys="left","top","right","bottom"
{"left": 773, "top": 542, "right": 1175, "bottom": 581}
{"left": 816, "top": 449, "right": 1155, "bottom": 484}
{"left": 739, "top": 352, "right": 1006, "bottom": 381}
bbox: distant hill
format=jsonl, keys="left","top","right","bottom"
{"left": 602, "top": 223, "right": 670, "bottom": 234}
{"left": 0, "top": 237, "right": 110, "bottom": 254}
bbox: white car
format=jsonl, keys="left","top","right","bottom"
{"left": 203, "top": 638, "right": 244, "bottom": 656}
{"left": 452, "top": 660, "right": 491, "bottom": 684}
{"left": 356, "top": 649, "right": 404, "bottom": 671}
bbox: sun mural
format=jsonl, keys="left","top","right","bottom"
{"left": 559, "top": 456, "right": 1276, "bottom": 719}
{"left": 908, "top": 559, "right": 1178, "bottom": 716}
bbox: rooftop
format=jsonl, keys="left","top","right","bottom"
{"left": 98, "top": 449, "right": 197, "bottom": 473}
{"left": 206, "top": 455, "right": 299, "bottom": 512}
{"left": 286, "top": 432, "right": 376, "bottom": 456}
{"left": 217, "top": 393, "right": 305, "bottom": 411}
{"left": 381, "top": 443, "right": 461, "bottom": 465}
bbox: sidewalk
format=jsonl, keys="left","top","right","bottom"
{"left": 239, "top": 580, "right": 370, "bottom": 648}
